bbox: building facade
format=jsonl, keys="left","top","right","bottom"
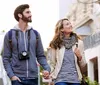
{"left": 65, "top": 0, "right": 100, "bottom": 83}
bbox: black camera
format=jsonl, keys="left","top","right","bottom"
{"left": 18, "top": 51, "right": 29, "bottom": 60}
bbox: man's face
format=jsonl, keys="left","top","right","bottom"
{"left": 21, "top": 8, "right": 32, "bottom": 22}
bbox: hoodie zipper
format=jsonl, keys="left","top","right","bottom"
{"left": 23, "top": 31, "right": 29, "bottom": 77}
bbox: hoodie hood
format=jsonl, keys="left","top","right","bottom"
{"left": 14, "top": 24, "right": 32, "bottom": 31}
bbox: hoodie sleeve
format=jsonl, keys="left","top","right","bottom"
{"left": 2, "top": 32, "right": 15, "bottom": 78}
{"left": 36, "top": 33, "right": 51, "bottom": 72}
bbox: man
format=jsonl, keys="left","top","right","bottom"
{"left": 2, "top": 4, "right": 50, "bottom": 85}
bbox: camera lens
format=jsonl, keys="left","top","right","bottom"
{"left": 22, "top": 51, "right": 27, "bottom": 56}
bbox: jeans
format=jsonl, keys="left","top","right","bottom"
{"left": 11, "top": 78, "right": 38, "bottom": 85}
{"left": 55, "top": 82, "right": 80, "bottom": 85}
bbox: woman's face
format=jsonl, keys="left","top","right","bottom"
{"left": 62, "top": 20, "right": 73, "bottom": 34}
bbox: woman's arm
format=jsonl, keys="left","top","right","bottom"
{"left": 47, "top": 48, "right": 56, "bottom": 73}
{"left": 78, "top": 40, "right": 86, "bottom": 67}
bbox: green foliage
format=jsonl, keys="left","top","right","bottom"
{"left": 2, "top": 30, "right": 5, "bottom": 32}
{"left": 84, "top": 76, "right": 98, "bottom": 85}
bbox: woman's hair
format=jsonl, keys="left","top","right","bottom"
{"left": 49, "top": 18, "right": 79, "bottom": 49}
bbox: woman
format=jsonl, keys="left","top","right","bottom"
{"left": 47, "top": 18, "right": 86, "bottom": 85}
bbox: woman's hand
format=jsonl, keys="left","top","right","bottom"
{"left": 74, "top": 48, "right": 82, "bottom": 61}
{"left": 42, "top": 70, "right": 50, "bottom": 79}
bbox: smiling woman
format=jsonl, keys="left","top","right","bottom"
{"left": 47, "top": 18, "right": 86, "bottom": 85}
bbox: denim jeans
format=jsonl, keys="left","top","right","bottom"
{"left": 55, "top": 82, "right": 80, "bottom": 85}
{"left": 11, "top": 78, "right": 38, "bottom": 85}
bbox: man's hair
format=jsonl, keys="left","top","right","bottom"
{"left": 14, "top": 4, "right": 29, "bottom": 21}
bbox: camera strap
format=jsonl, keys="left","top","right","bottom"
{"left": 8, "top": 28, "right": 39, "bottom": 56}
{"left": 16, "top": 30, "right": 19, "bottom": 55}
{"left": 16, "top": 30, "right": 31, "bottom": 55}
{"left": 28, "top": 29, "right": 31, "bottom": 52}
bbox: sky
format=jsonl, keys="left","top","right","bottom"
{"left": 59, "top": 0, "right": 76, "bottom": 18}
{"left": 0, "top": 0, "right": 59, "bottom": 50}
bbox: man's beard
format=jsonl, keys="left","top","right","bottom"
{"left": 22, "top": 15, "right": 32, "bottom": 22}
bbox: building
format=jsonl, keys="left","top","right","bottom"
{"left": 65, "top": 0, "right": 100, "bottom": 83}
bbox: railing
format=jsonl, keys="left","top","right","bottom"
{"left": 83, "top": 32, "right": 100, "bottom": 50}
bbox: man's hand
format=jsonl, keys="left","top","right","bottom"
{"left": 74, "top": 48, "right": 82, "bottom": 61}
{"left": 42, "top": 70, "right": 50, "bottom": 79}
{"left": 11, "top": 76, "right": 21, "bottom": 82}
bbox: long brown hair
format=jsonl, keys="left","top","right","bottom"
{"left": 49, "top": 18, "right": 79, "bottom": 49}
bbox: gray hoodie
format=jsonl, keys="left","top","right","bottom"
{"left": 2, "top": 25, "right": 50, "bottom": 79}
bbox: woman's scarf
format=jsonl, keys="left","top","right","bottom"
{"left": 63, "top": 34, "right": 77, "bottom": 49}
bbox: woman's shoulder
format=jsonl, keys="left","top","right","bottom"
{"left": 78, "top": 38, "right": 83, "bottom": 43}
{"left": 78, "top": 39, "right": 84, "bottom": 47}
{"left": 47, "top": 47, "right": 56, "bottom": 52}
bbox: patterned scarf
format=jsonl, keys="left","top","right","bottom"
{"left": 63, "top": 34, "right": 77, "bottom": 49}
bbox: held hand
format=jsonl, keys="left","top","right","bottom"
{"left": 11, "top": 76, "right": 21, "bottom": 82}
{"left": 42, "top": 70, "right": 50, "bottom": 79}
{"left": 74, "top": 48, "right": 82, "bottom": 61}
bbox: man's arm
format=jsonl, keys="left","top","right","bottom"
{"left": 2, "top": 33, "right": 15, "bottom": 78}
{"left": 36, "top": 33, "right": 51, "bottom": 72}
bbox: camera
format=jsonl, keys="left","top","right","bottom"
{"left": 18, "top": 51, "right": 29, "bottom": 60}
